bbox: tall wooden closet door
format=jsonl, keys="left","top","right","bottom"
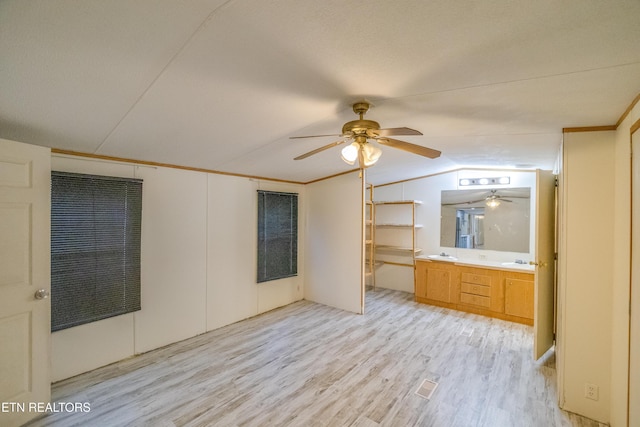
{"left": 533, "top": 169, "right": 556, "bottom": 360}
{"left": 630, "top": 127, "right": 640, "bottom": 425}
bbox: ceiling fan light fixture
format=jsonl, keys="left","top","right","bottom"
{"left": 361, "top": 142, "right": 382, "bottom": 167}
{"left": 486, "top": 198, "right": 501, "bottom": 208}
{"left": 341, "top": 142, "right": 359, "bottom": 165}
{"left": 292, "top": 101, "right": 438, "bottom": 167}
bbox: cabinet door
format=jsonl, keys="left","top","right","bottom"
{"left": 505, "top": 278, "right": 534, "bottom": 319}
{"left": 415, "top": 261, "right": 428, "bottom": 298}
{"left": 426, "top": 268, "right": 452, "bottom": 303}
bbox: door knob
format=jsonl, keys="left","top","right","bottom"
{"left": 529, "top": 261, "right": 548, "bottom": 267}
{"left": 34, "top": 289, "right": 49, "bottom": 300}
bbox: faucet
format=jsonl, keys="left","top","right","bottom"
{"left": 515, "top": 259, "right": 526, "bottom": 264}
{"left": 440, "top": 252, "right": 449, "bottom": 257}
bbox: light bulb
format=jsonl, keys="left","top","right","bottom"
{"left": 486, "top": 199, "right": 500, "bottom": 208}
{"left": 361, "top": 143, "right": 382, "bottom": 167}
{"left": 341, "top": 142, "right": 359, "bottom": 165}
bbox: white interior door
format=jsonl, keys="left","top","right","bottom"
{"left": 630, "top": 129, "right": 640, "bottom": 425}
{"left": 0, "top": 139, "right": 51, "bottom": 427}
{"left": 534, "top": 169, "right": 556, "bottom": 360}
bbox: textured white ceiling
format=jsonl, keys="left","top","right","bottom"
{"left": 2, "top": 0, "right": 640, "bottom": 184}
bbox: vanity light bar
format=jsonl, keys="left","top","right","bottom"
{"left": 459, "top": 177, "right": 510, "bottom": 186}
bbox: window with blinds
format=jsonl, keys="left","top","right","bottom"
{"left": 257, "top": 190, "right": 298, "bottom": 283}
{"left": 51, "top": 171, "right": 142, "bottom": 332}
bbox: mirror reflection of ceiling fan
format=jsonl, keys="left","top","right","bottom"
{"left": 291, "top": 101, "right": 441, "bottom": 168}
{"left": 444, "top": 190, "right": 527, "bottom": 208}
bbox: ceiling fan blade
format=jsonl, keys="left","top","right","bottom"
{"left": 443, "top": 199, "right": 484, "bottom": 206}
{"left": 294, "top": 140, "right": 344, "bottom": 160}
{"left": 377, "top": 138, "right": 441, "bottom": 159}
{"left": 290, "top": 133, "right": 343, "bottom": 139}
{"left": 373, "top": 127, "right": 423, "bottom": 137}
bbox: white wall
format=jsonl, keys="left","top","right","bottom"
{"left": 372, "top": 169, "right": 536, "bottom": 292}
{"left": 305, "top": 171, "right": 363, "bottom": 314}
{"left": 207, "top": 174, "right": 304, "bottom": 330}
{"left": 135, "top": 166, "right": 208, "bottom": 353}
{"left": 558, "top": 131, "right": 615, "bottom": 423}
{"left": 51, "top": 155, "right": 304, "bottom": 381}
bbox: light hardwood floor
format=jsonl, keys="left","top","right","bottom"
{"left": 27, "top": 289, "right": 605, "bottom": 427}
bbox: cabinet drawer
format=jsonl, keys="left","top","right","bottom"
{"left": 460, "top": 292, "right": 491, "bottom": 308}
{"left": 460, "top": 282, "right": 491, "bottom": 297}
{"left": 461, "top": 272, "right": 491, "bottom": 286}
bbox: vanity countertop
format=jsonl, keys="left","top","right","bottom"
{"left": 415, "top": 254, "right": 535, "bottom": 273}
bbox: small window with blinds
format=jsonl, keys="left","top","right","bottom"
{"left": 257, "top": 190, "right": 298, "bottom": 283}
{"left": 51, "top": 171, "right": 142, "bottom": 332}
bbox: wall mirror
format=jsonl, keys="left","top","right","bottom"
{"left": 440, "top": 187, "right": 531, "bottom": 252}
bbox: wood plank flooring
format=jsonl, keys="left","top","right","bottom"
{"left": 27, "top": 289, "right": 605, "bottom": 427}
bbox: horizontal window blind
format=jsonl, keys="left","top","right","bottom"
{"left": 257, "top": 190, "right": 298, "bottom": 283}
{"left": 51, "top": 172, "right": 142, "bottom": 331}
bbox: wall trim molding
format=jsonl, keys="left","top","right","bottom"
{"left": 51, "top": 148, "right": 307, "bottom": 185}
{"left": 52, "top": 148, "right": 361, "bottom": 186}
{"left": 563, "top": 125, "right": 617, "bottom": 133}
{"left": 618, "top": 93, "right": 640, "bottom": 128}
{"left": 304, "top": 168, "right": 360, "bottom": 184}
{"left": 631, "top": 117, "right": 640, "bottom": 135}
{"left": 562, "top": 91, "right": 639, "bottom": 134}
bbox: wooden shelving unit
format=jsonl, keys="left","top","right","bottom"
{"left": 365, "top": 199, "right": 375, "bottom": 289}
{"left": 372, "top": 200, "right": 422, "bottom": 271}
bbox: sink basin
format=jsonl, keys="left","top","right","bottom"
{"left": 501, "top": 261, "right": 532, "bottom": 267}
{"left": 428, "top": 254, "right": 458, "bottom": 261}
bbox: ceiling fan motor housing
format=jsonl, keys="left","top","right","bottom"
{"left": 342, "top": 119, "right": 380, "bottom": 136}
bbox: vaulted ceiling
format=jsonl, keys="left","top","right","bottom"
{"left": 2, "top": 0, "right": 640, "bottom": 185}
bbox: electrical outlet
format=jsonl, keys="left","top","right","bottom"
{"left": 585, "top": 383, "right": 599, "bottom": 401}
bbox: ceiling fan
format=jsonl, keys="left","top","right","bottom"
{"left": 291, "top": 101, "right": 441, "bottom": 168}
{"left": 444, "top": 190, "right": 526, "bottom": 208}
{"left": 482, "top": 190, "right": 512, "bottom": 208}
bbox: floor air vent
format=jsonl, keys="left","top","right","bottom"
{"left": 415, "top": 378, "right": 438, "bottom": 400}
{"left": 460, "top": 327, "right": 474, "bottom": 337}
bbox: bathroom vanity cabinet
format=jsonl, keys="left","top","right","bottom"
{"left": 415, "top": 259, "right": 534, "bottom": 325}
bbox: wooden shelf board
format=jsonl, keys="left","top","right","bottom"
{"left": 373, "top": 200, "right": 423, "bottom": 205}
{"left": 379, "top": 261, "right": 415, "bottom": 267}
{"left": 375, "top": 245, "right": 423, "bottom": 255}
